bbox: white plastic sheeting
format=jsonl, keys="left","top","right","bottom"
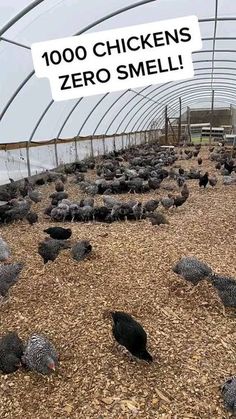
{"left": 0, "top": 131, "right": 146, "bottom": 185}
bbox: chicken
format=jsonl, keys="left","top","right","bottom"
{"left": 103, "top": 196, "right": 120, "bottom": 209}
{"left": 26, "top": 211, "right": 38, "bottom": 225}
{"left": 132, "top": 202, "right": 143, "bottom": 220}
{"left": 161, "top": 197, "right": 174, "bottom": 210}
{"left": 177, "top": 176, "right": 185, "bottom": 188}
{"left": 38, "top": 238, "right": 70, "bottom": 264}
{"left": 28, "top": 188, "right": 42, "bottom": 203}
{"left": 55, "top": 180, "right": 64, "bottom": 192}
{"left": 143, "top": 199, "right": 159, "bottom": 213}
{"left": 197, "top": 157, "right": 202, "bottom": 165}
{"left": 208, "top": 176, "right": 217, "bottom": 187}
{"left": 22, "top": 334, "right": 58, "bottom": 375}
{"left": 0, "top": 262, "right": 24, "bottom": 297}
{"left": 0, "top": 237, "right": 11, "bottom": 261}
{"left": 81, "top": 206, "right": 94, "bottom": 222}
{"left": 181, "top": 184, "right": 189, "bottom": 199}
{"left": 221, "top": 376, "right": 236, "bottom": 414}
{"left": 0, "top": 332, "right": 24, "bottom": 374}
{"left": 148, "top": 212, "right": 169, "bottom": 226}
{"left": 93, "top": 206, "right": 110, "bottom": 222}
{"left": 173, "top": 257, "right": 212, "bottom": 284}
{"left": 4, "top": 198, "right": 31, "bottom": 223}
{"left": 199, "top": 172, "right": 209, "bottom": 188}
{"left": 80, "top": 197, "right": 94, "bottom": 207}
{"left": 44, "top": 227, "right": 72, "bottom": 240}
{"left": 173, "top": 195, "right": 187, "bottom": 208}
{"left": 71, "top": 240, "right": 92, "bottom": 261}
{"left": 111, "top": 311, "right": 153, "bottom": 362}
{"left": 208, "top": 274, "right": 236, "bottom": 311}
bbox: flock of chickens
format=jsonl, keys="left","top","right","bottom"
{"left": 0, "top": 140, "right": 236, "bottom": 414}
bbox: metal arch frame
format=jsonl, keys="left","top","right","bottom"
{"left": 115, "top": 73, "right": 236, "bottom": 134}
{"left": 110, "top": 62, "right": 236, "bottom": 134}
{"left": 127, "top": 79, "right": 236, "bottom": 133}
{"left": 156, "top": 96, "right": 236, "bottom": 128}
{"left": 147, "top": 93, "right": 236, "bottom": 131}
{"left": 0, "top": 0, "right": 156, "bottom": 124}
{"left": 142, "top": 91, "right": 236, "bottom": 131}
{"left": 137, "top": 88, "right": 236, "bottom": 133}
{"left": 0, "top": 0, "right": 45, "bottom": 36}
{"left": 0, "top": 16, "right": 236, "bottom": 136}
{"left": 25, "top": 61, "right": 236, "bottom": 147}
{"left": 164, "top": 100, "right": 236, "bottom": 130}
{"left": 135, "top": 84, "right": 236, "bottom": 132}
{"left": 111, "top": 65, "right": 236, "bottom": 134}
{"left": 148, "top": 95, "right": 236, "bottom": 132}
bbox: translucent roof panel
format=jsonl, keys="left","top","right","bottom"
{"left": 0, "top": 0, "right": 236, "bottom": 143}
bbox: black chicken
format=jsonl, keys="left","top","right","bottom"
{"left": 44, "top": 227, "right": 72, "bottom": 240}
{"left": 197, "top": 157, "right": 202, "bottom": 165}
{"left": 199, "top": 172, "right": 209, "bottom": 188}
{"left": 0, "top": 332, "right": 24, "bottom": 374}
{"left": 38, "top": 238, "right": 70, "bottom": 264}
{"left": 111, "top": 311, "right": 153, "bottom": 362}
{"left": 26, "top": 211, "right": 38, "bottom": 225}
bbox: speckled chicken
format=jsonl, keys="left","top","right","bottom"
{"left": 0, "top": 237, "right": 11, "bottom": 261}
{"left": 111, "top": 311, "right": 153, "bottom": 362}
{"left": 38, "top": 238, "right": 70, "bottom": 264}
{"left": 22, "top": 334, "right": 58, "bottom": 375}
{"left": 209, "top": 273, "right": 236, "bottom": 309}
{"left": 71, "top": 240, "right": 92, "bottom": 262}
{"left": 0, "top": 262, "right": 24, "bottom": 297}
{"left": 173, "top": 256, "right": 212, "bottom": 284}
{"left": 221, "top": 376, "right": 236, "bottom": 414}
{"left": 0, "top": 332, "right": 24, "bottom": 374}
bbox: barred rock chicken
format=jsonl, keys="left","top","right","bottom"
{"left": 199, "top": 172, "right": 209, "bottom": 188}
{"left": 208, "top": 274, "right": 236, "bottom": 313}
{"left": 71, "top": 240, "right": 92, "bottom": 262}
{"left": 22, "top": 334, "right": 58, "bottom": 375}
{"left": 26, "top": 211, "right": 38, "bottom": 225}
{"left": 111, "top": 311, "right": 153, "bottom": 362}
{"left": 0, "top": 237, "right": 11, "bottom": 261}
{"left": 173, "top": 256, "right": 212, "bottom": 285}
{"left": 221, "top": 376, "right": 236, "bottom": 414}
{"left": 38, "top": 238, "right": 70, "bottom": 264}
{"left": 148, "top": 212, "right": 169, "bottom": 226}
{"left": 0, "top": 332, "right": 24, "bottom": 374}
{"left": 44, "top": 227, "right": 72, "bottom": 240}
{"left": 103, "top": 196, "right": 120, "bottom": 209}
